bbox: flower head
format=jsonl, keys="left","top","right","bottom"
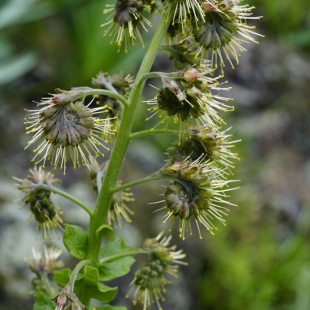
{"left": 102, "top": 0, "right": 152, "bottom": 52}
{"left": 26, "top": 246, "right": 64, "bottom": 276}
{"left": 143, "top": 232, "right": 187, "bottom": 269}
{"left": 24, "top": 91, "right": 114, "bottom": 174}
{"left": 159, "top": 158, "right": 237, "bottom": 239}
{"left": 14, "top": 167, "right": 63, "bottom": 240}
{"left": 168, "top": 125, "right": 239, "bottom": 169}
{"left": 127, "top": 232, "right": 186, "bottom": 310}
{"left": 127, "top": 260, "right": 168, "bottom": 310}
{"left": 162, "top": 0, "right": 206, "bottom": 38}
{"left": 146, "top": 68, "right": 233, "bottom": 134}
{"left": 26, "top": 246, "right": 64, "bottom": 297}
{"left": 193, "top": 0, "right": 263, "bottom": 72}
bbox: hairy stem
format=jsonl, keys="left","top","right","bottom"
{"left": 69, "top": 259, "right": 91, "bottom": 306}
{"left": 68, "top": 260, "right": 91, "bottom": 288}
{"left": 86, "top": 7, "right": 175, "bottom": 267}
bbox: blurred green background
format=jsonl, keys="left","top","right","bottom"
{"left": 1, "top": 0, "right": 310, "bottom": 309}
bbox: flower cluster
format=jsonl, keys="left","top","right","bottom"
{"left": 24, "top": 89, "right": 114, "bottom": 174}
{"left": 165, "top": 0, "right": 263, "bottom": 71}
{"left": 145, "top": 66, "right": 239, "bottom": 239}
{"left": 127, "top": 232, "right": 186, "bottom": 310}
{"left": 14, "top": 167, "right": 63, "bottom": 239}
{"left": 16, "top": 1, "right": 262, "bottom": 309}
{"left": 103, "top": 0, "right": 263, "bottom": 70}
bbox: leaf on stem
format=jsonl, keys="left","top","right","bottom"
{"left": 98, "top": 236, "right": 135, "bottom": 281}
{"left": 96, "top": 224, "right": 115, "bottom": 239}
{"left": 63, "top": 224, "right": 88, "bottom": 259}
{"left": 81, "top": 265, "right": 118, "bottom": 303}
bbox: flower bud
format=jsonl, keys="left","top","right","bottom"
{"left": 53, "top": 287, "right": 86, "bottom": 310}
{"left": 183, "top": 68, "right": 199, "bottom": 83}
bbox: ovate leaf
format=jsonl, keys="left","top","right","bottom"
{"left": 98, "top": 236, "right": 135, "bottom": 281}
{"left": 96, "top": 224, "right": 114, "bottom": 238}
{"left": 63, "top": 224, "right": 88, "bottom": 259}
{"left": 74, "top": 265, "right": 118, "bottom": 303}
{"left": 54, "top": 268, "right": 72, "bottom": 286}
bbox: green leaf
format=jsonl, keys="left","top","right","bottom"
{"left": 54, "top": 268, "right": 72, "bottom": 286}
{"left": 94, "top": 306, "right": 127, "bottom": 310}
{"left": 96, "top": 224, "right": 114, "bottom": 239}
{"left": 75, "top": 265, "right": 118, "bottom": 303}
{"left": 54, "top": 268, "right": 85, "bottom": 286}
{"left": 98, "top": 236, "right": 135, "bottom": 281}
{"left": 33, "top": 291, "right": 55, "bottom": 310}
{"left": 63, "top": 224, "right": 88, "bottom": 259}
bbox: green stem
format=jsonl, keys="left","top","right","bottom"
{"left": 135, "top": 71, "right": 183, "bottom": 94}
{"left": 38, "top": 184, "right": 93, "bottom": 216}
{"left": 99, "top": 249, "right": 148, "bottom": 265}
{"left": 130, "top": 128, "right": 179, "bottom": 140}
{"left": 68, "top": 259, "right": 91, "bottom": 306}
{"left": 113, "top": 172, "right": 186, "bottom": 194}
{"left": 86, "top": 7, "right": 175, "bottom": 266}
{"left": 77, "top": 88, "right": 129, "bottom": 107}
{"left": 68, "top": 260, "right": 91, "bottom": 288}
{"left": 112, "top": 172, "right": 165, "bottom": 193}
{"left": 97, "top": 82, "right": 118, "bottom": 94}
{"left": 136, "top": 71, "right": 164, "bottom": 87}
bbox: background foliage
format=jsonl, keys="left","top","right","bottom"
{"left": 1, "top": 0, "right": 310, "bottom": 309}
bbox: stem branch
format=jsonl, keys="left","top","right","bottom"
{"left": 73, "top": 88, "right": 129, "bottom": 107}
{"left": 86, "top": 7, "right": 175, "bottom": 265}
{"left": 99, "top": 249, "right": 149, "bottom": 265}
{"left": 112, "top": 173, "right": 166, "bottom": 193}
{"left": 130, "top": 129, "right": 179, "bottom": 140}
{"left": 38, "top": 184, "right": 93, "bottom": 216}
